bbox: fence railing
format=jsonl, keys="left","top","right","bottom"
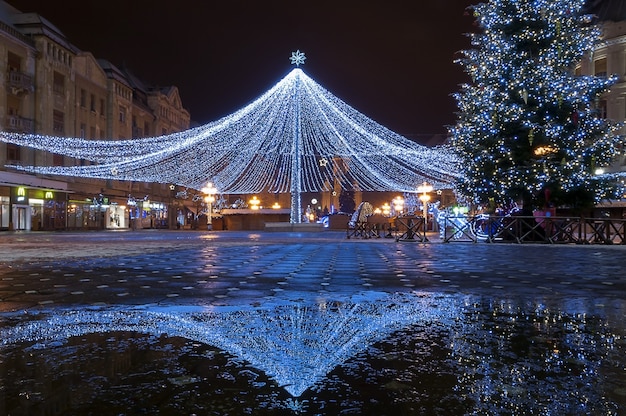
{"left": 442, "top": 215, "right": 626, "bottom": 245}
{"left": 346, "top": 215, "right": 428, "bottom": 242}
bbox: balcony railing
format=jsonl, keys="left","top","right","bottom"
{"left": 6, "top": 71, "right": 34, "bottom": 94}
{"left": 5, "top": 115, "right": 35, "bottom": 134}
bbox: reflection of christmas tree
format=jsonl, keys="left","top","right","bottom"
{"left": 450, "top": 0, "right": 623, "bottom": 213}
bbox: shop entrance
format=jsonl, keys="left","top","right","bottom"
{"left": 13, "top": 205, "right": 31, "bottom": 230}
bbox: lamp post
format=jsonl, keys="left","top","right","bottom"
{"left": 249, "top": 196, "right": 261, "bottom": 210}
{"left": 417, "top": 182, "right": 433, "bottom": 229}
{"left": 381, "top": 203, "right": 391, "bottom": 216}
{"left": 392, "top": 196, "right": 404, "bottom": 216}
{"left": 201, "top": 182, "right": 217, "bottom": 230}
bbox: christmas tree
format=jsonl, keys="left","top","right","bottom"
{"left": 450, "top": 0, "right": 623, "bottom": 214}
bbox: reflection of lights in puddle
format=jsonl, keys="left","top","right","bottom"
{"left": 0, "top": 291, "right": 456, "bottom": 397}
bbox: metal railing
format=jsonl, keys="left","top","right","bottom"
{"left": 441, "top": 215, "right": 626, "bottom": 245}
{"left": 346, "top": 215, "right": 428, "bottom": 242}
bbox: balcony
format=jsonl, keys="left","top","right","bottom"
{"left": 6, "top": 71, "right": 34, "bottom": 95}
{"left": 5, "top": 115, "right": 35, "bottom": 134}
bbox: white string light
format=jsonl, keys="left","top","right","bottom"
{"left": 1, "top": 69, "right": 460, "bottom": 201}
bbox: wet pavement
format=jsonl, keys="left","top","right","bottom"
{"left": 1, "top": 230, "right": 625, "bottom": 415}
{"left": 1, "top": 230, "right": 626, "bottom": 309}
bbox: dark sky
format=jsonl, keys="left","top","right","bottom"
{"left": 7, "top": 0, "right": 477, "bottom": 139}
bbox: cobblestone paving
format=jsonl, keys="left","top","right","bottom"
{"left": 1, "top": 230, "right": 625, "bottom": 312}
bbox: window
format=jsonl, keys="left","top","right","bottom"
{"left": 53, "top": 72, "right": 65, "bottom": 96}
{"left": 80, "top": 123, "right": 86, "bottom": 138}
{"left": 53, "top": 153, "right": 63, "bottom": 166}
{"left": 7, "top": 144, "right": 20, "bottom": 161}
{"left": 594, "top": 57, "right": 607, "bottom": 77}
{"left": 1, "top": 196, "right": 9, "bottom": 228}
{"left": 90, "top": 94, "right": 96, "bottom": 112}
{"left": 598, "top": 100, "right": 608, "bottom": 119}
{"left": 80, "top": 89, "right": 86, "bottom": 107}
{"left": 53, "top": 109, "right": 64, "bottom": 134}
{"left": 119, "top": 105, "right": 126, "bottom": 123}
{"left": 8, "top": 52, "right": 21, "bottom": 72}
{"left": 100, "top": 98, "right": 105, "bottom": 115}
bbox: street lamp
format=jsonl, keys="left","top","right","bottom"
{"left": 417, "top": 182, "right": 433, "bottom": 229}
{"left": 381, "top": 202, "right": 391, "bottom": 216}
{"left": 392, "top": 196, "right": 404, "bottom": 216}
{"left": 201, "top": 182, "right": 218, "bottom": 230}
{"left": 249, "top": 196, "right": 261, "bottom": 210}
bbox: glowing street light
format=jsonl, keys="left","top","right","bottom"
{"left": 381, "top": 202, "right": 391, "bottom": 216}
{"left": 249, "top": 196, "right": 261, "bottom": 210}
{"left": 201, "top": 182, "right": 218, "bottom": 230}
{"left": 417, "top": 182, "right": 433, "bottom": 228}
{"left": 392, "top": 196, "right": 404, "bottom": 216}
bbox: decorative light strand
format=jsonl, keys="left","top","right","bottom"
{"left": 1, "top": 69, "right": 460, "bottom": 197}
{"left": 450, "top": 0, "right": 624, "bottom": 209}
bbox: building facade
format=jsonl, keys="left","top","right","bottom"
{"left": 581, "top": 1, "right": 626, "bottom": 216}
{"left": 580, "top": 7, "right": 626, "bottom": 173}
{"left": 0, "top": 1, "right": 191, "bottom": 231}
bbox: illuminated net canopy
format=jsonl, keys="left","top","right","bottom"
{"left": 1, "top": 68, "right": 459, "bottom": 194}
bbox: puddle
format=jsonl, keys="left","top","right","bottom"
{"left": 1, "top": 292, "right": 625, "bottom": 415}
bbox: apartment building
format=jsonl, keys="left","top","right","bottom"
{"left": 0, "top": 1, "right": 190, "bottom": 231}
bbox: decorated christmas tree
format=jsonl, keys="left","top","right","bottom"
{"left": 450, "top": 0, "right": 623, "bottom": 214}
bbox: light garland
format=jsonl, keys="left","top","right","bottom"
{"left": 450, "top": 0, "right": 624, "bottom": 209}
{"left": 0, "top": 68, "right": 460, "bottom": 219}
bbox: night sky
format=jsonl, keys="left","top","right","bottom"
{"left": 7, "top": 0, "right": 477, "bottom": 140}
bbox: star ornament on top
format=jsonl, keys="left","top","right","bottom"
{"left": 290, "top": 50, "right": 306, "bottom": 67}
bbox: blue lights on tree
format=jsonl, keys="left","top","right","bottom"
{"left": 450, "top": 0, "right": 624, "bottom": 213}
